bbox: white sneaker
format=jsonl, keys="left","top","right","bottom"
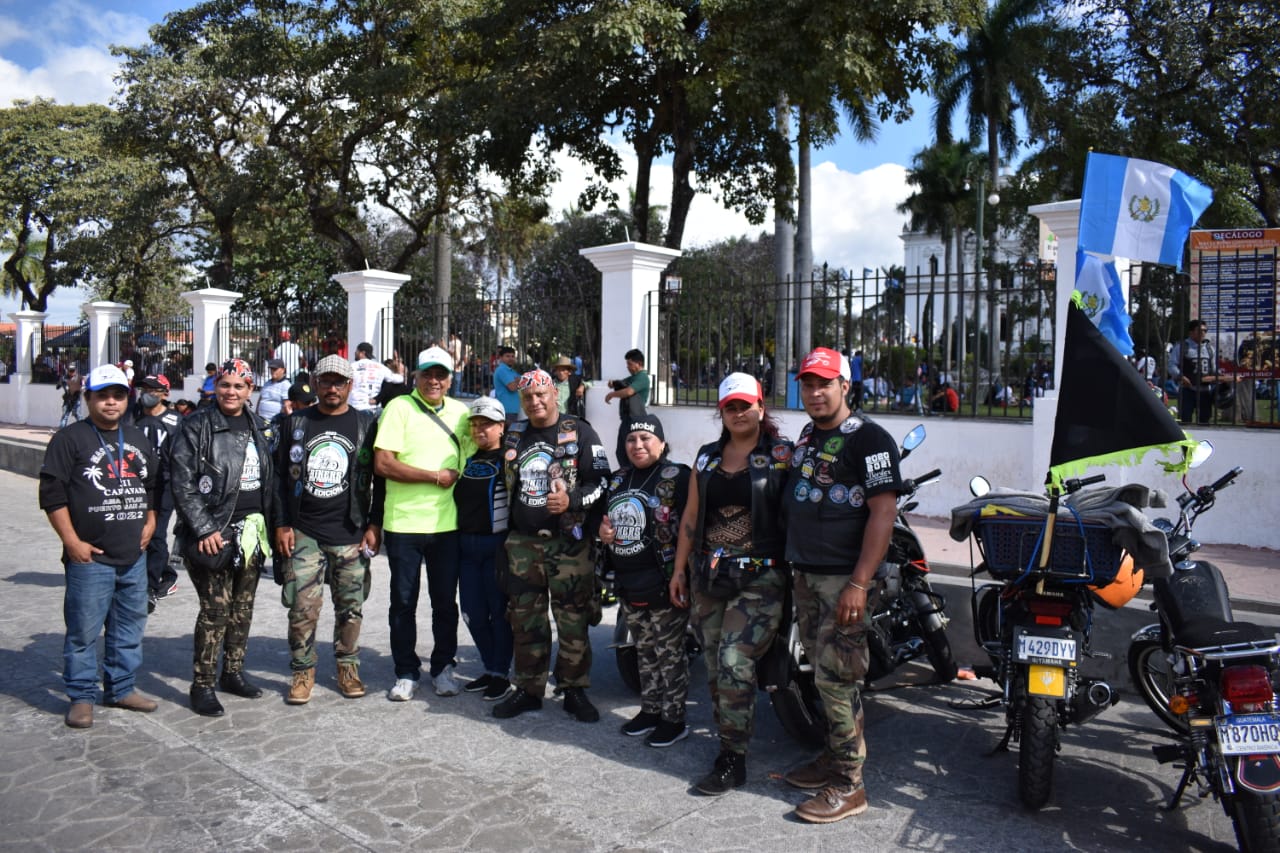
{"left": 433, "top": 665, "right": 461, "bottom": 697}
{"left": 388, "top": 677, "right": 417, "bottom": 702}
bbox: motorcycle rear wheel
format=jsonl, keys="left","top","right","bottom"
{"left": 1126, "top": 639, "right": 1188, "bottom": 734}
{"left": 911, "top": 586, "right": 958, "bottom": 682}
{"left": 1232, "top": 789, "right": 1280, "bottom": 853}
{"left": 1018, "top": 693, "right": 1058, "bottom": 811}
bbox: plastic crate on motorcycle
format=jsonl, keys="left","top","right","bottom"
{"left": 976, "top": 516, "right": 1123, "bottom": 584}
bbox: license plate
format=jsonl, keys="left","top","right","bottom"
{"left": 1015, "top": 633, "right": 1078, "bottom": 665}
{"left": 1216, "top": 713, "right": 1280, "bottom": 756}
{"left": 1027, "top": 664, "right": 1067, "bottom": 698}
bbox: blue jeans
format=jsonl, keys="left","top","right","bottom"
{"left": 63, "top": 554, "right": 148, "bottom": 703}
{"left": 458, "top": 532, "right": 513, "bottom": 676}
{"left": 385, "top": 530, "right": 460, "bottom": 680}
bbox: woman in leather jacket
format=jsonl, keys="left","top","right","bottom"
{"left": 170, "top": 358, "right": 275, "bottom": 717}
{"left": 671, "top": 372, "right": 793, "bottom": 796}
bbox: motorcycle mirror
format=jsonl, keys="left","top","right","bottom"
{"left": 902, "top": 424, "right": 925, "bottom": 452}
{"left": 1188, "top": 440, "right": 1214, "bottom": 469}
{"left": 969, "top": 475, "right": 991, "bottom": 497}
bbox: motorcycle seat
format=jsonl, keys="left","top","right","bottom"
{"left": 1178, "top": 617, "right": 1278, "bottom": 651}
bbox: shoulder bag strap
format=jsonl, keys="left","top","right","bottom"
{"left": 408, "top": 394, "right": 461, "bottom": 453}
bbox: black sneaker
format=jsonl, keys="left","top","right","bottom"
{"left": 620, "top": 710, "right": 662, "bottom": 737}
{"left": 147, "top": 592, "right": 157, "bottom": 614}
{"left": 483, "top": 677, "right": 511, "bottom": 701}
{"left": 646, "top": 720, "right": 689, "bottom": 748}
{"left": 464, "top": 674, "right": 493, "bottom": 694}
{"left": 562, "top": 687, "right": 600, "bottom": 723}
{"left": 493, "top": 688, "right": 542, "bottom": 719}
{"left": 694, "top": 750, "right": 746, "bottom": 796}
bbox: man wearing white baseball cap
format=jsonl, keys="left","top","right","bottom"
{"left": 374, "top": 345, "right": 475, "bottom": 702}
{"left": 39, "top": 364, "right": 160, "bottom": 728}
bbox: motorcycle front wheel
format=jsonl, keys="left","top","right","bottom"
{"left": 613, "top": 619, "right": 642, "bottom": 695}
{"left": 769, "top": 670, "right": 826, "bottom": 749}
{"left": 1231, "top": 788, "right": 1280, "bottom": 853}
{"left": 1018, "top": 690, "right": 1058, "bottom": 810}
{"left": 1126, "top": 639, "right": 1188, "bottom": 734}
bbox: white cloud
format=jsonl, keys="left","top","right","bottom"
{"left": 545, "top": 143, "right": 910, "bottom": 273}
{"left": 0, "top": 2, "right": 152, "bottom": 107}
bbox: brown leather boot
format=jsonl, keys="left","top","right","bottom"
{"left": 794, "top": 782, "right": 869, "bottom": 823}
{"left": 286, "top": 668, "right": 315, "bottom": 705}
{"left": 65, "top": 702, "right": 93, "bottom": 729}
{"left": 336, "top": 663, "right": 365, "bottom": 699}
{"left": 783, "top": 752, "right": 839, "bottom": 789}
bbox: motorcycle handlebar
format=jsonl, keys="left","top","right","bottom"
{"left": 1208, "top": 466, "right": 1243, "bottom": 494}
{"left": 910, "top": 469, "right": 942, "bottom": 489}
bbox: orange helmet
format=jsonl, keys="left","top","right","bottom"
{"left": 1090, "top": 553, "right": 1144, "bottom": 609}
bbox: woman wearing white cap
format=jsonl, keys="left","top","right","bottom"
{"left": 671, "top": 372, "right": 793, "bottom": 795}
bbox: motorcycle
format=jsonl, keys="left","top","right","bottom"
{"left": 1126, "top": 455, "right": 1280, "bottom": 852}
{"left": 960, "top": 471, "right": 1157, "bottom": 810}
{"left": 1128, "top": 447, "right": 1241, "bottom": 731}
{"left": 766, "top": 423, "right": 958, "bottom": 747}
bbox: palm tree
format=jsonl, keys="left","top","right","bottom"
{"left": 898, "top": 141, "right": 983, "bottom": 374}
{"left": 932, "top": 0, "right": 1064, "bottom": 193}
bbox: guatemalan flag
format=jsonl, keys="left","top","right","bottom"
{"left": 1074, "top": 249, "right": 1133, "bottom": 356}
{"left": 1077, "top": 152, "right": 1213, "bottom": 269}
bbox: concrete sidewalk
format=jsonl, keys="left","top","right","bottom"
{"left": 0, "top": 467, "right": 1264, "bottom": 852}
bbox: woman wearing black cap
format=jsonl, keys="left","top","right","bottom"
{"left": 599, "top": 415, "right": 692, "bottom": 748}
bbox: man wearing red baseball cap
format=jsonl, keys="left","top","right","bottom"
{"left": 782, "top": 347, "right": 903, "bottom": 823}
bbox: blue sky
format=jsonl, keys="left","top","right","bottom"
{"left": 1, "top": 0, "right": 942, "bottom": 322}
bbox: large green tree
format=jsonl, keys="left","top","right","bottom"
{"left": 0, "top": 101, "right": 116, "bottom": 312}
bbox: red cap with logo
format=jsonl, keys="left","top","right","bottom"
{"left": 797, "top": 347, "right": 851, "bottom": 381}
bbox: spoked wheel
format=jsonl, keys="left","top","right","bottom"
{"left": 1126, "top": 639, "right": 1188, "bottom": 733}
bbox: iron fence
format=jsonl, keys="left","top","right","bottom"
{"left": 648, "top": 259, "right": 1278, "bottom": 427}
{"left": 648, "top": 263, "right": 1057, "bottom": 419}
{"left": 115, "top": 313, "right": 196, "bottom": 391}
{"left": 384, "top": 292, "right": 597, "bottom": 398}
{"left": 223, "top": 306, "right": 348, "bottom": 383}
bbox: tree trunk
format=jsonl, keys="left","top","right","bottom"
{"left": 795, "top": 113, "right": 813, "bottom": 359}
{"left": 773, "top": 99, "right": 795, "bottom": 389}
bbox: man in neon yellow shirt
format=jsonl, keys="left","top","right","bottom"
{"left": 374, "top": 346, "right": 475, "bottom": 702}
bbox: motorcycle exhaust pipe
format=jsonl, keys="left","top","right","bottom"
{"left": 1070, "top": 679, "right": 1118, "bottom": 724}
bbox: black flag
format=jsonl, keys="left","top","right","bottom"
{"left": 1048, "top": 298, "right": 1191, "bottom": 488}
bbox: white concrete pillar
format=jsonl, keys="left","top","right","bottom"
{"left": 9, "top": 310, "right": 46, "bottom": 378}
{"left": 580, "top": 241, "right": 682, "bottom": 458}
{"left": 333, "top": 269, "right": 410, "bottom": 362}
{"left": 1028, "top": 199, "right": 1081, "bottom": 482}
{"left": 81, "top": 301, "right": 128, "bottom": 371}
{"left": 181, "top": 288, "right": 242, "bottom": 376}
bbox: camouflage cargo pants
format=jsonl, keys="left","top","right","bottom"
{"left": 690, "top": 568, "right": 784, "bottom": 755}
{"left": 622, "top": 601, "right": 690, "bottom": 723}
{"left": 504, "top": 532, "right": 594, "bottom": 695}
{"left": 186, "top": 516, "right": 267, "bottom": 687}
{"left": 281, "top": 532, "right": 372, "bottom": 671}
{"left": 794, "top": 569, "right": 870, "bottom": 787}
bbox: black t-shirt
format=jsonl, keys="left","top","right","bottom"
{"left": 291, "top": 408, "right": 362, "bottom": 545}
{"left": 226, "top": 412, "right": 264, "bottom": 522}
{"left": 135, "top": 407, "right": 182, "bottom": 504}
{"left": 454, "top": 447, "right": 508, "bottom": 535}
{"left": 784, "top": 414, "right": 903, "bottom": 572}
{"left": 508, "top": 418, "right": 610, "bottom": 536}
{"left": 38, "top": 420, "right": 157, "bottom": 566}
